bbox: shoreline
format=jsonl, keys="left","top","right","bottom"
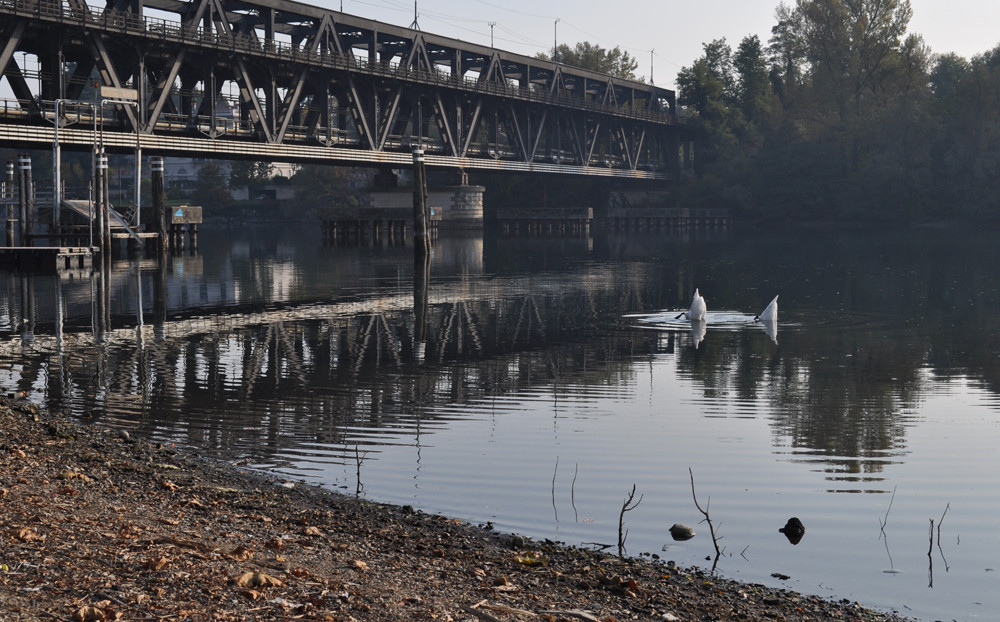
{"left": 1, "top": 398, "right": 916, "bottom": 622}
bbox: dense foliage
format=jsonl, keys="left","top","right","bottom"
{"left": 674, "top": 0, "right": 1000, "bottom": 222}
{"left": 537, "top": 42, "right": 640, "bottom": 80}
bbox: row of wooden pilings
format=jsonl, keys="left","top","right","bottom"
{"left": 1, "top": 152, "right": 175, "bottom": 260}
{"left": 320, "top": 216, "right": 409, "bottom": 246}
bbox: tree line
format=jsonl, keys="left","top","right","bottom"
{"left": 673, "top": 0, "right": 1000, "bottom": 222}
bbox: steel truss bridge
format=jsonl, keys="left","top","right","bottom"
{"left": 0, "top": 0, "right": 681, "bottom": 179}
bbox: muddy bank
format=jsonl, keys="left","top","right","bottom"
{"left": 0, "top": 398, "right": 915, "bottom": 621}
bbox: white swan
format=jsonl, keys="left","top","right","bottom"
{"left": 755, "top": 295, "right": 778, "bottom": 322}
{"left": 676, "top": 288, "right": 707, "bottom": 321}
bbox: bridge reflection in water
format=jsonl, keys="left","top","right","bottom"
{"left": 0, "top": 239, "right": 673, "bottom": 469}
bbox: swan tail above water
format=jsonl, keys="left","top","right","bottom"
{"left": 755, "top": 295, "right": 779, "bottom": 322}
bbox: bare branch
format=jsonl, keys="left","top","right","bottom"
{"left": 617, "top": 484, "right": 643, "bottom": 557}
{"left": 689, "top": 467, "right": 722, "bottom": 571}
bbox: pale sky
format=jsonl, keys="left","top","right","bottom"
{"left": 322, "top": 0, "right": 1000, "bottom": 90}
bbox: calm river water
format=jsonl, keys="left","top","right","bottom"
{"left": 1, "top": 223, "right": 998, "bottom": 621}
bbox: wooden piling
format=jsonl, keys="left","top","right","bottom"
{"left": 4, "top": 161, "right": 13, "bottom": 246}
{"left": 94, "top": 149, "right": 106, "bottom": 256}
{"left": 412, "top": 147, "right": 431, "bottom": 253}
{"left": 151, "top": 156, "right": 167, "bottom": 258}
{"left": 17, "top": 154, "right": 33, "bottom": 247}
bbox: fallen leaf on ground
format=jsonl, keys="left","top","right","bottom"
{"left": 233, "top": 571, "right": 283, "bottom": 588}
{"left": 228, "top": 545, "right": 254, "bottom": 561}
{"left": 12, "top": 527, "right": 44, "bottom": 542}
{"left": 352, "top": 560, "right": 369, "bottom": 572}
{"left": 72, "top": 606, "right": 105, "bottom": 621}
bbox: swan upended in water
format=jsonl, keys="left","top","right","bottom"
{"left": 676, "top": 288, "right": 707, "bottom": 321}
{"left": 755, "top": 295, "right": 778, "bottom": 322}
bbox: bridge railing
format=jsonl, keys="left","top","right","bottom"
{"left": 2, "top": 0, "right": 677, "bottom": 126}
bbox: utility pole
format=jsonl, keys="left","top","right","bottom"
{"left": 410, "top": 1, "right": 419, "bottom": 29}
{"left": 553, "top": 18, "right": 559, "bottom": 62}
{"left": 650, "top": 49, "right": 654, "bottom": 85}
{"left": 489, "top": 21, "right": 496, "bottom": 47}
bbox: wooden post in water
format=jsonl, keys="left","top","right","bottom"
{"left": 103, "top": 151, "right": 112, "bottom": 257}
{"left": 151, "top": 156, "right": 167, "bottom": 258}
{"left": 4, "top": 161, "right": 13, "bottom": 246}
{"left": 94, "top": 149, "right": 107, "bottom": 257}
{"left": 412, "top": 147, "right": 431, "bottom": 253}
{"left": 17, "top": 154, "right": 33, "bottom": 247}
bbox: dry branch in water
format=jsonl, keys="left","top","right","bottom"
{"left": 689, "top": 467, "right": 722, "bottom": 568}
{"left": 617, "top": 484, "right": 643, "bottom": 557}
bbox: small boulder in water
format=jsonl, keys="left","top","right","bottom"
{"left": 778, "top": 517, "right": 806, "bottom": 545}
{"left": 669, "top": 523, "right": 696, "bottom": 541}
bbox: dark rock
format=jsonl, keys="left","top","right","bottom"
{"left": 669, "top": 523, "right": 696, "bottom": 541}
{"left": 778, "top": 517, "right": 806, "bottom": 545}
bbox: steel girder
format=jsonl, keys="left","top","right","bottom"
{"left": 0, "top": 0, "right": 681, "bottom": 178}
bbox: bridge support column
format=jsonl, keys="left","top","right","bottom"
{"left": 4, "top": 161, "right": 13, "bottom": 247}
{"left": 17, "top": 154, "right": 34, "bottom": 247}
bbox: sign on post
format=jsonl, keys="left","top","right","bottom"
{"left": 99, "top": 86, "right": 138, "bottom": 101}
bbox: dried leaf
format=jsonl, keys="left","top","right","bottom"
{"left": 13, "top": 527, "right": 44, "bottom": 542}
{"left": 72, "top": 606, "right": 106, "bottom": 622}
{"left": 304, "top": 526, "right": 323, "bottom": 537}
{"left": 161, "top": 481, "right": 179, "bottom": 491}
{"left": 58, "top": 470, "right": 92, "bottom": 483}
{"left": 514, "top": 553, "right": 545, "bottom": 566}
{"left": 351, "top": 560, "right": 369, "bottom": 572}
{"left": 143, "top": 557, "right": 170, "bottom": 571}
{"left": 264, "top": 539, "right": 286, "bottom": 550}
{"left": 228, "top": 545, "right": 254, "bottom": 561}
{"left": 233, "top": 571, "right": 283, "bottom": 588}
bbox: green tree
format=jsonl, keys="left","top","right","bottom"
{"left": 734, "top": 35, "right": 773, "bottom": 124}
{"left": 292, "top": 164, "right": 360, "bottom": 208}
{"left": 229, "top": 161, "right": 275, "bottom": 190}
{"left": 537, "top": 42, "right": 639, "bottom": 80}
{"left": 194, "top": 162, "right": 233, "bottom": 207}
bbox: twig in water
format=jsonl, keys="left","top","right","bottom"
{"left": 928, "top": 518, "right": 934, "bottom": 588}
{"left": 689, "top": 467, "right": 722, "bottom": 570}
{"left": 571, "top": 463, "right": 579, "bottom": 522}
{"left": 937, "top": 503, "right": 950, "bottom": 546}
{"left": 354, "top": 444, "right": 368, "bottom": 497}
{"left": 937, "top": 503, "right": 951, "bottom": 572}
{"left": 617, "top": 484, "right": 643, "bottom": 557}
{"left": 551, "top": 456, "right": 559, "bottom": 523}
{"left": 878, "top": 486, "right": 897, "bottom": 540}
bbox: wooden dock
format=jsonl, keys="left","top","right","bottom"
{"left": 0, "top": 246, "right": 94, "bottom": 271}
{"left": 495, "top": 207, "right": 593, "bottom": 237}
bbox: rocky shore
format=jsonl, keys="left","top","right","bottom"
{"left": 1, "top": 398, "right": 915, "bottom": 622}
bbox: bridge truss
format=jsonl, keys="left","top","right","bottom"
{"left": 0, "top": 0, "right": 681, "bottom": 179}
